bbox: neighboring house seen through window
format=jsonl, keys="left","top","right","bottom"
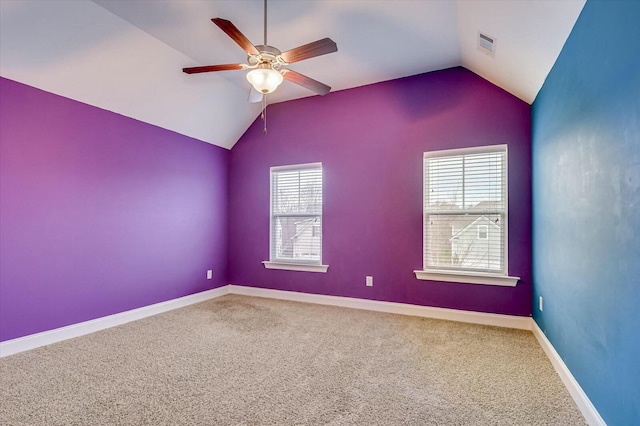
{"left": 263, "top": 163, "right": 328, "bottom": 273}
{"left": 415, "top": 145, "right": 519, "bottom": 286}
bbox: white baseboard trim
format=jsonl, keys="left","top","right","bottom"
{"left": 0, "top": 286, "right": 230, "bottom": 358}
{"left": 531, "top": 321, "right": 606, "bottom": 426}
{"left": 227, "top": 284, "right": 532, "bottom": 330}
{"left": 0, "top": 282, "right": 606, "bottom": 426}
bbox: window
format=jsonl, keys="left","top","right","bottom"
{"left": 414, "top": 145, "right": 519, "bottom": 286}
{"left": 477, "top": 225, "right": 488, "bottom": 239}
{"left": 262, "top": 163, "right": 328, "bottom": 273}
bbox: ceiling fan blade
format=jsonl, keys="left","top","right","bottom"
{"left": 212, "top": 18, "right": 260, "bottom": 56}
{"left": 280, "top": 38, "right": 337, "bottom": 64}
{"left": 183, "top": 64, "right": 245, "bottom": 74}
{"left": 248, "top": 87, "right": 263, "bottom": 103}
{"left": 282, "top": 69, "right": 331, "bottom": 96}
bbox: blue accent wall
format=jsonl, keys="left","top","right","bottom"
{"left": 532, "top": 1, "right": 640, "bottom": 425}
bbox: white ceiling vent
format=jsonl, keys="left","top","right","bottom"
{"left": 478, "top": 32, "right": 496, "bottom": 57}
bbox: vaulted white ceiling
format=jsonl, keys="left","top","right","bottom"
{"left": 0, "top": 0, "right": 585, "bottom": 149}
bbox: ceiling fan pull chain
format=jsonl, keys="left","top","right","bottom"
{"left": 262, "top": 95, "right": 268, "bottom": 134}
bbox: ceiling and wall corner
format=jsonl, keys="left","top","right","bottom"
{"left": 456, "top": 0, "right": 585, "bottom": 103}
{"left": 0, "top": 0, "right": 586, "bottom": 150}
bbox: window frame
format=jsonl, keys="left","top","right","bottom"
{"left": 414, "top": 145, "right": 519, "bottom": 287}
{"left": 262, "top": 162, "right": 328, "bottom": 273}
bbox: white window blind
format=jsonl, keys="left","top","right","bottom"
{"left": 423, "top": 146, "right": 507, "bottom": 274}
{"left": 270, "top": 163, "right": 323, "bottom": 265}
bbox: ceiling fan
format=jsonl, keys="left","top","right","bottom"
{"left": 183, "top": 0, "right": 338, "bottom": 100}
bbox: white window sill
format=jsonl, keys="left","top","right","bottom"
{"left": 413, "top": 270, "right": 519, "bottom": 287}
{"left": 263, "top": 261, "right": 329, "bottom": 273}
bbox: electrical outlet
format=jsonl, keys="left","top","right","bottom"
{"left": 207, "top": 270, "right": 213, "bottom": 279}
{"left": 366, "top": 276, "right": 373, "bottom": 287}
{"left": 539, "top": 296, "right": 544, "bottom": 311}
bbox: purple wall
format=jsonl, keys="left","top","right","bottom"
{"left": 0, "top": 77, "right": 229, "bottom": 342}
{"left": 228, "top": 67, "right": 532, "bottom": 316}
{"left": 0, "top": 66, "right": 531, "bottom": 342}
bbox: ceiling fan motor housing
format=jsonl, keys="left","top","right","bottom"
{"left": 249, "top": 45, "right": 285, "bottom": 67}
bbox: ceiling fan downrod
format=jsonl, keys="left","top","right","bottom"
{"left": 262, "top": 0, "right": 270, "bottom": 135}
{"left": 263, "top": 0, "right": 268, "bottom": 46}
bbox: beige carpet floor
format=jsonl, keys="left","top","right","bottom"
{"left": 1, "top": 294, "right": 585, "bottom": 425}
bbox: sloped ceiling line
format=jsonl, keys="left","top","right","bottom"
{"left": 0, "top": 0, "right": 585, "bottom": 149}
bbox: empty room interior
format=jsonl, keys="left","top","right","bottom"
{"left": 0, "top": 1, "right": 638, "bottom": 425}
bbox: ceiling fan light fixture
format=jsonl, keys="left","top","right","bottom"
{"left": 246, "top": 67, "right": 283, "bottom": 94}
